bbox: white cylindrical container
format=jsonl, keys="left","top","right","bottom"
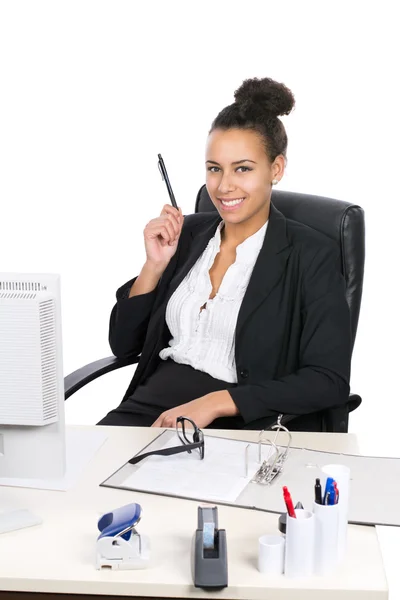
{"left": 284, "top": 509, "right": 315, "bottom": 578}
{"left": 313, "top": 501, "right": 339, "bottom": 575}
{"left": 258, "top": 534, "right": 285, "bottom": 575}
{"left": 321, "top": 464, "right": 350, "bottom": 562}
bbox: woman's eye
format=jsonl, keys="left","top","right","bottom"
{"left": 207, "top": 166, "right": 252, "bottom": 173}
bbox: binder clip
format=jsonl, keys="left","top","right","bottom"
{"left": 251, "top": 414, "right": 292, "bottom": 485}
{"left": 192, "top": 505, "right": 228, "bottom": 589}
{"left": 96, "top": 503, "right": 150, "bottom": 570}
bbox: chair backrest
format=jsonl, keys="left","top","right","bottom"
{"left": 195, "top": 184, "right": 365, "bottom": 351}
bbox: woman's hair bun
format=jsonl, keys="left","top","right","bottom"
{"left": 234, "top": 77, "right": 295, "bottom": 118}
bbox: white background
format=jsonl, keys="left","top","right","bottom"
{"left": 0, "top": 0, "right": 399, "bottom": 430}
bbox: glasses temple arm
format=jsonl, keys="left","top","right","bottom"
{"left": 128, "top": 441, "right": 203, "bottom": 465}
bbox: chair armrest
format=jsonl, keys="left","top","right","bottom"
{"left": 321, "top": 393, "right": 362, "bottom": 433}
{"left": 264, "top": 393, "right": 362, "bottom": 433}
{"left": 348, "top": 393, "right": 362, "bottom": 412}
{"left": 64, "top": 355, "right": 140, "bottom": 400}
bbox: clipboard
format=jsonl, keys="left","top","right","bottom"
{"left": 101, "top": 429, "right": 400, "bottom": 527}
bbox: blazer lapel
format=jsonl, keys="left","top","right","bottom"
{"left": 148, "top": 213, "right": 222, "bottom": 330}
{"left": 235, "top": 203, "right": 292, "bottom": 345}
{"left": 163, "top": 214, "right": 222, "bottom": 306}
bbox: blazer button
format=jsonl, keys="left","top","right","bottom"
{"left": 239, "top": 368, "right": 249, "bottom": 379}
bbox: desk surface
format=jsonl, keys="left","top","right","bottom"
{"left": 0, "top": 427, "right": 389, "bottom": 599}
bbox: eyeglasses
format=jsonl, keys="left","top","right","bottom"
{"left": 128, "top": 416, "right": 205, "bottom": 465}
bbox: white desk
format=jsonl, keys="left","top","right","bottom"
{"left": 0, "top": 427, "right": 390, "bottom": 599}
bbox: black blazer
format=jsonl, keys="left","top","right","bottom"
{"left": 109, "top": 203, "right": 352, "bottom": 427}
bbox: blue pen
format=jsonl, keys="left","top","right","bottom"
{"left": 327, "top": 484, "right": 336, "bottom": 505}
{"left": 323, "top": 477, "right": 334, "bottom": 504}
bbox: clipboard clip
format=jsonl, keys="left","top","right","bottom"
{"left": 96, "top": 503, "right": 150, "bottom": 570}
{"left": 251, "top": 414, "right": 292, "bottom": 485}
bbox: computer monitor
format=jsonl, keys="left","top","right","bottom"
{"left": 0, "top": 273, "right": 66, "bottom": 479}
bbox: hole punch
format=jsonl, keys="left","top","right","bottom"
{"left": 96, "top": 503, "right": 150, "bottom": 570}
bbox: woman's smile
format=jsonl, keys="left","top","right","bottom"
{"left": 218, "top": 196, "right": 246, "bottom": 210}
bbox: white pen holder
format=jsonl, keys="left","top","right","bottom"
{"left": 284, "top": 509, "right": 315, "bottom": 578}
{"left": 313, "top": 501, "right": 339, "bottom": 575}
{"left": 258, "top": 534, "right": 285, "bottom": 575}
{"left": 321, "top": 464, "right": 350, "bottom": 563}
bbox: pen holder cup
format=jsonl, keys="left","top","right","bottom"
{"left": 321, "top": 464, "right": 350, "bottom": 563}
{"left": 313, "top": 501, "right": 339, "bottom": 575}
{"left": 284, "top": 509, "right": 315, "bottom": 578}
{"left": 258, "top": 534, "right": 285, "bottom": 575}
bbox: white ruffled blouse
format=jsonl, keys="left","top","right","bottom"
{"left": 159, "top": 220, "right": 268, "bottom": 382}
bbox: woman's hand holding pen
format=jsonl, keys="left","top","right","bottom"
{"left": 144, "top": 204, "right": 183, "bottom": 270}
{"left": 128, "top": 204, "right": 183, "bottom": 298}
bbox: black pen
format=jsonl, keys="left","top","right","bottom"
{"left": 314, "top": 478, "right": 322, "bottom": 505}
{"left": 157, "top": 153, "right": 178, "bottom": 209}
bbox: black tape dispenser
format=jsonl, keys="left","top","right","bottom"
{"left": 192, "top": 505, "right": 228, "bottom": 589}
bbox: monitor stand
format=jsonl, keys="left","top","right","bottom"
{"left": 0, "top": 421, "right": 66, "bottom": 479}
{"left": 0, "top": 508, "right": 42, "bottom": 534}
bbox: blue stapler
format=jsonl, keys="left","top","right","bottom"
{"left": 96, "top": 503, "right": 150, "bottom": 570}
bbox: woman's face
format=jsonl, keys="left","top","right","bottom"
{"left": 205, "top": 128, "right": 283, "bottom": 226}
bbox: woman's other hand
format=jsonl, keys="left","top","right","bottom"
{"left": 151, "top": 391, "right": 239, "bottom": 429}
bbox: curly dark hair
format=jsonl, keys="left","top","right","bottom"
{"left": 210, "top": 77, "right": 295, "bottom": 163}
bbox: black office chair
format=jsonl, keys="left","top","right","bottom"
{"left": 65, "top": 186, "right": 365, "bottom": 432}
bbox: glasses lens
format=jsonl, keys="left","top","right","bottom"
{"left": 198, "top": 431, "right": 205, "bottom": 459}
{"left": 176, "top": 417, "right": 192, "bottom": 445}
{"left": 176, "top": 417, "right": 204, "bottom": 457}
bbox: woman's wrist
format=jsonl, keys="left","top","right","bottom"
{"left": 143, "top": 260, "right": 168, "bottom": 277}
{"left": 128, "top": 261, "right": 166, "bottom": 298}
{"left": 208, "top": 390, "right": 239, "bottom": 420}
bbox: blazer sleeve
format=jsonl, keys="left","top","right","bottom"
{"left": 108, "top": 277, "right": 158, "bottom": 359}
{"left": 229, "top": 245, "right": 352, "bottom": 424}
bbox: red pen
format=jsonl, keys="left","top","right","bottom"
{"left": 283, "top": 486, "right": 296, "bottom": 518}
{"left": 333, "top": 481, "right": 339, "bottom": 504}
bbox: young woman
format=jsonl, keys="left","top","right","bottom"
{"left": 98, "top": 77, "right": 351, "bottom": 432}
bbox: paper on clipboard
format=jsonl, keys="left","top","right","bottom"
{"left": 122, "top": 432, "right": 261, "bottom": 503}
